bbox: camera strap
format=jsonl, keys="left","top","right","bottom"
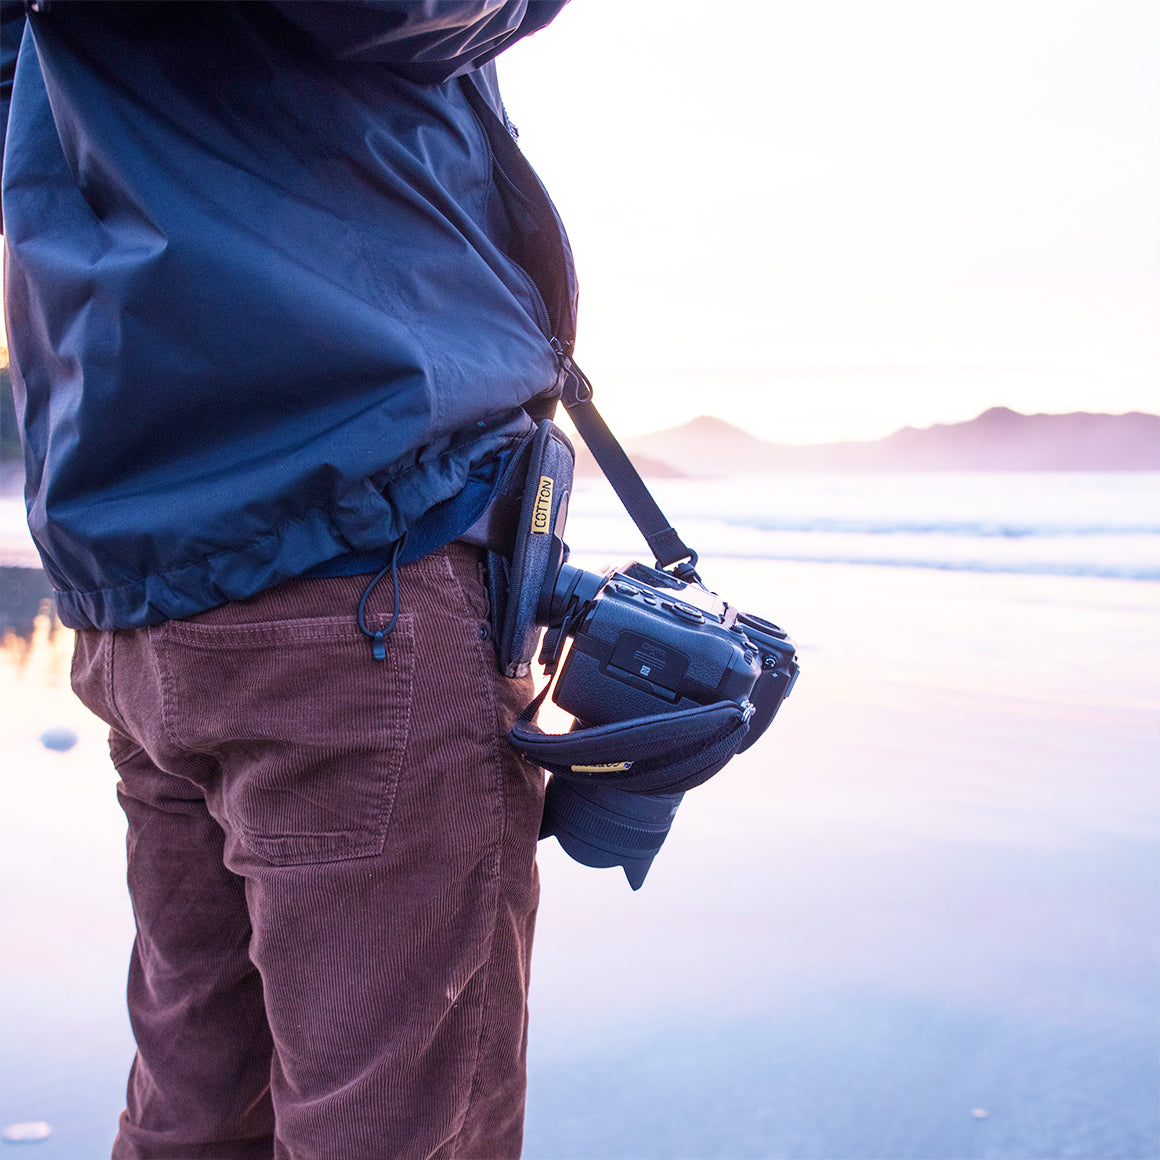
{"left": 554, "top": 353, "right": 700, "bottom": 581}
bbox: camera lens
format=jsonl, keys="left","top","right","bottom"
{"left": 537, "top": 554, "right": 606, "bottom": 624}
{"left": 539, "top": 777, "right": 684, "bottom": 890}
{"left": 539, "top": 558, "right": 580, "bottom": 622}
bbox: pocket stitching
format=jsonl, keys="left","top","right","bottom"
{"left": 152, "top": 615, "right": 416, "bottom": 866}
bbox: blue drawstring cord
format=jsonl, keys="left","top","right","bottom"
{"left": 357, "top": 534, "right": 406, "bottom": 661}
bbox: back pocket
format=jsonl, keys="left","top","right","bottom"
{"left": 153, "top": 612, "right": 415, "bottom": 866}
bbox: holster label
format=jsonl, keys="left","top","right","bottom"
{"left": 531, "top": 475, "right": 553, "bottom": 534}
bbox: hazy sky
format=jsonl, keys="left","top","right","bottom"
{"left": 1, "top": 2, "right": 1155, "bottom": 444}
{"left": 499, "top": 0, "right": 1159, "bottom": 442}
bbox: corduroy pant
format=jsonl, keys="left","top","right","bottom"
{"left": 70, "top": 543, "right": 545, "bottom": 1160}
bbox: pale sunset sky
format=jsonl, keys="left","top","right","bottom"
{"left": 2, "top": 1, "right": 1156, "bottom": 445}
{"left": 498, "top": 0, "right": 1159, "bottom": 443}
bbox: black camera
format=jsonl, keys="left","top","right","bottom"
{"left": 480, "top": 410, "right": 800, "bottom": 888}
{"left": 514, "top": 543, "right": 799, "bottom": 888}
{"left": 539, "top": 556, "right": 797, "bottom": 743}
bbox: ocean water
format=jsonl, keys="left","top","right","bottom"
{"left": 565, "top": 471, "right": 1160, "bottom": 580}
{"left": 3, "top": 472, "right": 1158, "bottom": 580}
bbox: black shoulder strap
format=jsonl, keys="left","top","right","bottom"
{"left": 556, "top": 356, "right": 699, "bottom": 577}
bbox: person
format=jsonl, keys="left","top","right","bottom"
{"left": 0, "top": 2, "right": 576, "bottom": 1156}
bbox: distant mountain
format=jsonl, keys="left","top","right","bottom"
{"left": 598, "top": 408, "right": 1160, "bottom": 475}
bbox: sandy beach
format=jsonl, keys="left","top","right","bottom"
{"left": 2, "top": 556, "right": 1157, "bottom": 1158}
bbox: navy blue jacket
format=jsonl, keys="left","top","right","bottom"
{"left": 0, "top": 1, "right": 576, "bottom": 629}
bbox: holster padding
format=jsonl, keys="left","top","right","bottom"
{"left": 486, "top": 420, "right": 574, "bottom": 678}
{"left": 510, "top": 698, "right": 752, "bottom": 794}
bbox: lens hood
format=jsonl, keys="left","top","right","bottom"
{"left": 539, "top": 778, "right": 684, "bottom": 890}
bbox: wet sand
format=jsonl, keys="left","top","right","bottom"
{"left": 2, "top": 559, "right": 1157, "bottom": 1158}
{"left": 524, "top": 558, "right": 1160, "bottom": 1159}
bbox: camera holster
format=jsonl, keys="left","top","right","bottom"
{"left": 461, "top": 418, "right": 575, "bottom": 678}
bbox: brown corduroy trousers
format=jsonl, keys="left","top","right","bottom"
{"left": 70, "top": 543, "right": 545, "bottom": 1160}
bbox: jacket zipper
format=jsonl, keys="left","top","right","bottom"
{"left": 550, "top": 337, "right": 586, "bottom": 398}
{"left": 465, "top": 101, "right": 554, "bottom": 339}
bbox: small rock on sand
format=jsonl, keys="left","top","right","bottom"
{"left": 39, "top": 726, "right": 78, "bottom": 752}
{"left": 2, "top": 1120, "right": 52, "bottom": 1143}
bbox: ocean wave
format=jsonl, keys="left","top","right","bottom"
{"left": 699, "top": 548, "right": 1160, "bottom": 582}
{"left": 710, "top": 516, "right": 1160, "bottom": 538}
{"left": 5, "top": 478, "right": 1159, "bottom": 583}
{"left": 568, "top": 540, "right": 1159, "bottom": 582}
{"left": 565, "top": 507, "right": 1160, "bottom": 584}
{"left": 564, "top": 529, "right": 1160, "bottom": 581}
{"left": 576, "top": 474, "right": 1160, "bottom": 537}
{"left": 562, "top": 473, "right": 1160, "bottom": 579}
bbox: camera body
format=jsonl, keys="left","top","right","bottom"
{"left": 539, "top": 557, "right": 798, "bottom": 749}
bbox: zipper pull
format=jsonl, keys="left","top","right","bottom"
{"left": 550, "top": 339, "right": 592, "bottom": 410}
{"left": 500, "top": 102, "right": 520, "bottom": 141}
